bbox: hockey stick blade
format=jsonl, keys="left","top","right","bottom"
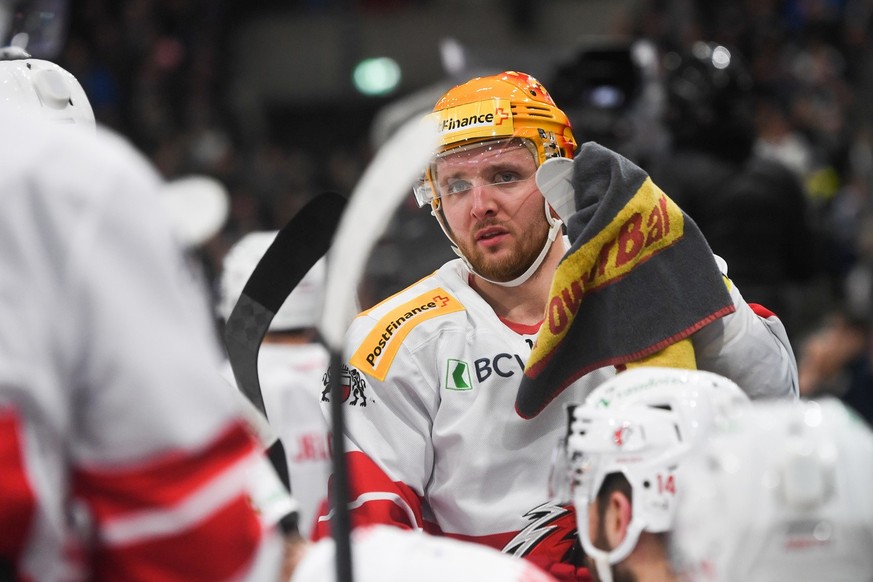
{"left": 320, "top": 115, "right": 438, "bottom": 349}
{"left": 319, "top": 113, "right": 437, "bottom": 582}
{"left": 224, "top": 191, "right": 347, "bottom": 418}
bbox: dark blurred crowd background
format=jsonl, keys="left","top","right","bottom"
{"left": 55, "top": 0, "right": 872, "bottom": 421}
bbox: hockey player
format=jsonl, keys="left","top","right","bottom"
{"left": 218, "top": 232, "right": 332, "bottom": 540}
{"left": 556, "top": 367, "right": 751, "bottom": 582}
{"left": 314, "top": 71, "right": 797, "bottom": 580}
{"left": 0, "top": 109, "right": 286, "bottom": 579}
{"left": 671, "top": 397, "right": 873, "bottom": 582}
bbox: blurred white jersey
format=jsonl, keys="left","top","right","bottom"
{"left": 292, "top": 525, "right": 559, "bottom": 582}
{"left": 0, "top": 112, "right": 281, "bottom": 580}
{"left": 223, "top": 341, "right": 332, "bottom": 538}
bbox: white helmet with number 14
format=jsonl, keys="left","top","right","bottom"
{"left": 554, "top": 367, "right": 750, "bottom": 582}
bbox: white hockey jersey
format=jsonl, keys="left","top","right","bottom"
{"left": 0, "top": 113, "right": 281, "bottom": 581}
{"left": 313, "top": 255, "right": 798, "bottom": 576}
{"left": 222, "top": 342, "right": 332, "bottom": 538}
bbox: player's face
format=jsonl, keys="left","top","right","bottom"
{"left": 435, "top": 140, "right": 549, "bottom": 282}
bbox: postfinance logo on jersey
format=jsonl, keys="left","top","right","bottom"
{"left": 351, "top": 289, "right": 464, "bottom": 381}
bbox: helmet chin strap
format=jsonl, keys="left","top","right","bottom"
{"left": 436, "top": 197, "right": 563, "bottom": 288}
{"left": 576, "top": 497, "right": 648, "bottom": 582}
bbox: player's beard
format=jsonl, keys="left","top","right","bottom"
{"left": 457, "top": 214, "right": 551, "bottom": 282}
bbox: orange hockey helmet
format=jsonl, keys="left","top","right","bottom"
{"left": 413, "top": 71, "right": 577, "bottom": 207}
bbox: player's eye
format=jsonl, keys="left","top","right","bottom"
{"left": 443, "top": 179, "right": 473, "bottom": 196}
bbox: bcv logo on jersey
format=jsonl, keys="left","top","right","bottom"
{"left": 444, "top": 352, "right": 528, "bottom": 390}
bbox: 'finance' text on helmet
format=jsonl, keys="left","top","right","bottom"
{"left": 415, "top": 71, "right": 577, "bottom": 207}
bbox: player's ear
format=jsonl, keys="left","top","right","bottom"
{"left": 603, "top": 490, "right": 632, "bottom": 548}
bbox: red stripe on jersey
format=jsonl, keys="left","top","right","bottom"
{"left": 89, "top": 495, "right": 262, "bottom": 582}
{"left": 0, "top": 407, "right": 36, "bottom": 565}
{"left": 441, "top": 529, "right": 517, "bottom": 552}
{"left": 499, "top": 317, "right": 543, "bottom": 336}
{"left": 748, "top": 303, "right": 776, "bottom": 319}
{"left": 73, "top": 421, "right": 257, "bottom": 523}
{"left": 311, "top": 451, "right": 425, "bottom": 540}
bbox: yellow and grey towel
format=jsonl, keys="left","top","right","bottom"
{"left": 515, "top": 142, "right": 735, "bottom": 419}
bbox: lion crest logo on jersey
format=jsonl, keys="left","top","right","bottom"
{"left": 321, "top": 364, "right": 368, "bottom": 407}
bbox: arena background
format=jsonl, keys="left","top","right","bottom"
{"left": 43, "top": 0, "right": 873, "bottom": 420}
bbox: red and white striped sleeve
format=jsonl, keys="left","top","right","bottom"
{"left": 0, "top": 119, "right": 284, "bottom": 581}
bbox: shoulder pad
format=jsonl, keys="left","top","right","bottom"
{"left": 350, "top": 288, "right": 464, "bottom": 380}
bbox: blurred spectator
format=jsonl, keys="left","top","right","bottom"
{"left": 41, "top": 0, "right": 873, "bottom": 423}
{"left": 648, "top": 41, "right": 823, "bottom": 343}
{"left": 624, "top": 1, "right": 873, "bottom": 319}
{"left": 798, "top": 309, "right": 873, "bottom": 426}
{"left": 754, "top": 92, "right": 816, "bottom": 180}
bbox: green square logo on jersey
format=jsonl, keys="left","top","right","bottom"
{"left": 445, "top": 359, "right": 473, "bottom": 390}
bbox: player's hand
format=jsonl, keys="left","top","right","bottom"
{"left": 280, "top": 533, "right": 310, "bottom": 582}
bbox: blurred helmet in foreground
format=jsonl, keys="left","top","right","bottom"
{"left": 0, "top": 57, "right": 94, "bottom": 129}
{"left": 671, "top": 397, "right": 873, "bottom": 582}
{"left": 293, "top": 524, "right": 557, "bottom": 582}
{"left": 159, "top": 175, "right": 230, "bottom": 250}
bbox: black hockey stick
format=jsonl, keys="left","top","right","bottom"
{"left": 223, "top": 191, "right": 346, "bottom": 531}
{"left": 224, "top": 191, "right": 347, "bottom": 419}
